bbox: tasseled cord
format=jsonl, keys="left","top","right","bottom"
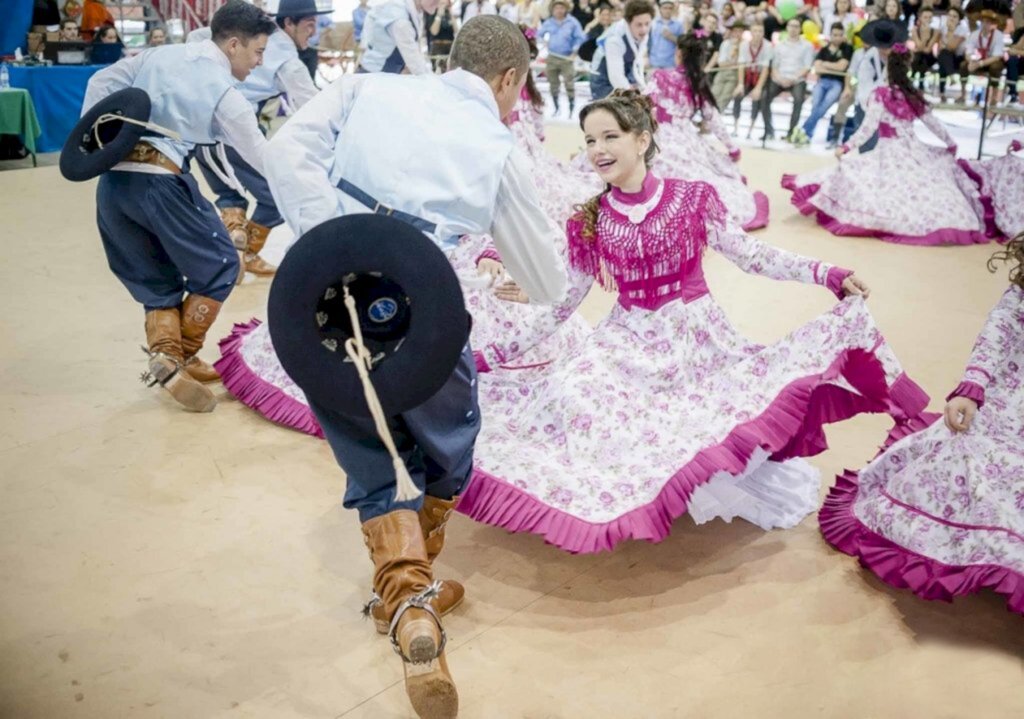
{"left": 92, "top": 113, "right": 182, "bottom": 147}
{"left": 341, "top": 286, "right": 421, "bottom": 502}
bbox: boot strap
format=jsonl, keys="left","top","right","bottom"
{"left": 138, "top": 346, "right": 181, "bottom": 388}
{"left": 388, "top": 580, "right": 447, "bottom": 662}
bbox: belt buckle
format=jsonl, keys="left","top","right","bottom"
{"left": 372, "top": 201, "right": 394, "bottom": 217}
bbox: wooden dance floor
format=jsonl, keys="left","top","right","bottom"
{"left": 1, "top": 132, "right": 1020, "bottom": 717}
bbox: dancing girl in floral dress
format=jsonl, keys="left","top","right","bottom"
{"left": 456, "top": 90, "right": 931, "bottom": 554}
{"left": 782, "top": 43, "right": 994, "bottom": 246}
{"left": 821, "top": 232, "right": 1024, "bottom": 614}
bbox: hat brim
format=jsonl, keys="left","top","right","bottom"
{"left": 857, "top": 19, "right": 909, "bottom": 48}
{"left": 267, "top": 214, "right": 469, "bottom": 418}
{"left": 60, "top": 87, "right": 151, "bottom": 182}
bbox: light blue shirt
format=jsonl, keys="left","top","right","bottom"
{"left": 648, "top": 18, "right": 683, "bottom": 69}
{"left": 353, "top": 5, "right": 368, "bottom": 42}
{"left": 539, "top": 16, "right": 586, "bottom": 57}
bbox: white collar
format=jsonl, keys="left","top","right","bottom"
{"left": 189, "top": 38, "right": 233, "bottom": 75}
{"left": 441, "top": 69, "right": 500, "bottom": 119}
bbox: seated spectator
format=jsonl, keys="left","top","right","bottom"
{"left": 426, "top": 0, "right": 457, "bottom": 69}
{"left": 733, "top": 21, "right": 773, "bottom": 135}
{"left": 882, "top": 0, "right": 907, "bottom": 28}
{"left": 462, "top": 0, "right": 498, "bottom": 21}
{"left": 762, "top": 17, "right": 814, "bottom": 141}
{"left": 958, "top": 8, "right": 1005, "bottom": 104}
{"left": 1004, "top": 0, "right": 1022, "bottom": 104}
{"left": 147, "top": 27, "right": 167, "bottom": 46}
{"left": 578, "top": 2, "right": 614, "bottom": 61}
{"left": 909, "top": 6, "right": 939, "bottom": 89}
{"left": 824, "top": 0, "right": 859, "bottom": 39}
{"left": 93, "top": 23, "right": 122, "bottom": 45}
{"left": 796, "top": 21, "right": 852, "bottom": 143}
{"left": 58, "top": 19, "right": 81, "bottom": 42}
{"left": 698, "top": 9, "right": 724, "bottom": 55}
{"left": 937, "top": 5, "right": 968, "bottom": 100}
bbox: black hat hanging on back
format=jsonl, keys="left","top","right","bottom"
{"left": 857, "top": 19, "right": 909, "bottom": 49}
{"left": 267, "top": 214, "right": 469, "bottom": 500}
{"left": 59, "top": 88, "right": 181, "bottom": 182}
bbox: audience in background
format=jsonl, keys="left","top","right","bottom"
{"left": 147, "top": 27, "right": 167, "bottom": 46}
{"left": 649, "top": 0, "right": 685, "bottom": 69}
{"left": 761, "top": 17, "right": 814, "bottom": 141}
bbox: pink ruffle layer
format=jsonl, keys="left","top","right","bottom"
{"left": 457, "top": 346, "right": 929, "bottom": 554}
{"left": 819, "top": 414, "right": 1024, "bottom": 615}
{"left": 780, "top": 175, "right": 994, "bottom": 247}
{"left": 215, "top": 319, "right": 326, "bottom": 439}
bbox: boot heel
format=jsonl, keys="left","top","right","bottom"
{"left": 405, "top": 655, "right": 459, "bottom": 719}
{"left": 149, "top": 356, "right": 217, "bottom": 413}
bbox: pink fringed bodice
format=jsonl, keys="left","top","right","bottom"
{"left": 567, "top": 176, "right": 727, "bottom": 311}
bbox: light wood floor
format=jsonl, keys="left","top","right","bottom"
{"left": 1, "top": 129, "right": 1021, "bottom": 718}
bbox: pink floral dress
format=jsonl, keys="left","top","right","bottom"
{"left": 782, "top": 87, "right": 995, "bottom": 246}
{"left": 959, "top": 140, "right": 1024, "bottom": 242}
{"left": 821, "top": 284, "right": 1024, "bottom": 614}
{"left": 645, "top": 67, "right": 770, "bottom": 231}
{"left": 213, "top": 92, "right": 599, "bottom": 437}
{"left": 456, "top": 174, "right": 931, "bottom": 554}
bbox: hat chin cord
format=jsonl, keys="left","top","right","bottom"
{"left": 342, "top": 286, "right": 422, "bottom": 503}
{"left": 92, "top": 114, "right": 183, "bottom": 149}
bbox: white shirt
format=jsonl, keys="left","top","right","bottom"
{"left": 463, "top": 0, "right": 497, "bottom": 21}
{"left": 851, "top": 46, "right": 886, "bottom": 106}
{"left": 771, "top": 37, "right": 815, "bottom": 81}
{"left": 187, "top": 27, "right": 318, "bottom": 110}
{"left": 264, "top": 72, "right": 568, "bottom": 305}
{"left": 966, "top": 27, "right": 1006, "bottom": 60}
{"left": 82, "top": 41, "right": 266, "bottom": 174}
{"left": 602, "top": 21, "right": 646, "bottom": 90}
{"left": 740, "top": 38, "right": 773, "bottom": 69}
{"left": 941, "top": 20, "right": 970, "bottom": 56}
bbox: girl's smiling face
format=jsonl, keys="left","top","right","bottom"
{"left": 583, "top": 108, "right": 651, "bottom": 186}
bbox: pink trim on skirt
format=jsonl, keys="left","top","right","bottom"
{"left": 457, "top": 345, "right": 926, "bottom": 554}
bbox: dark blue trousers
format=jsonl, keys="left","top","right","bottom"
{"left": 195, "top": 144, "right": 283, "bottom": 228}
{"left": 96, "top": 171, "right": 240, "bottom": 311}
{"left": 310, "top": 346, "right": 481, "bottom": 523}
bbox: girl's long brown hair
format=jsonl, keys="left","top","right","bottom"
{"left": 572, "top": 90, "right": 660, "bottom": 242}
{"left": 988, "top": 232, "right": 1024, "bottom": 290}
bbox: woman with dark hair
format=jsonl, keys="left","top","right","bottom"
{"left": 92, "top": 23, "right": 122, "bottom": 45}
{"left": 821, "top": 233, "right": 1024, "bottom": 615}
{"left": 645, "top": 31, "right": 771, "bottom": 230}
{"left": 782, "top": 43, "right": 995, "bottom": 245}
{"left": 455, "top": 89, "right": 929, "bottom": 555}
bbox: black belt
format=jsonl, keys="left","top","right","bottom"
{"left": 336, "top": 178, "right": 437, "bottom": 235}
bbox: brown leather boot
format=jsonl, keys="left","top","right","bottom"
{"left": 220, "top": 207, "right": 249, "bottom": 285}
{"left": 180, "top": 295, "right": 223, "bottom": 383}
{"left": 362, "top": 510, "right": 458, "bottom": 719}
{"left": 244, "top": 222, "right": 277, "bottom": 277}
{"left": 368, "top": 496, "right": 465, "bottom": 634}
{"left": 143, "top": 308, "right": 217, "bottom": 413}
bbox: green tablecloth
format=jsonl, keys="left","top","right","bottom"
{"left": 0, "top": 87, "right": 42, "bottom": 156}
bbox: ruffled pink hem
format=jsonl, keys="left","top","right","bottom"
{"left": 742, "top": 191, "right": 771, "bottom": 231}
{"left": 780, "top": 177, "right": 993, "bottom": 246}
{"left": 457, "top": 345, "right": 927, "bottom": 554}
{"left": 215, "top": 319, "right": 325, "bottom": 439}
{"left": 820, "top": 429, "right": 1024, "bottom": 615}
{"left": 955, "top": 158, "right": 1003, "bottom": 241}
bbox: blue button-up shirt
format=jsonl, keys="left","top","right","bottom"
{"left": 648, "top": 18, "right": 683, "bottom": 68}
{"left": 539, "top": 16, "right": 587, "bottom": 57}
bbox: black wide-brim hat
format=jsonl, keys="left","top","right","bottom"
{"left": 60, "top": 87, "right": 151, "bottom": 182}
{"left": 268, "top": 214, "right": 469, "bottom": 418}
{"left": 857, "top": 19, "right": 909, "bottom": 49}
{"left": 275, "top": 0, "right": 334, "bottom": 17}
